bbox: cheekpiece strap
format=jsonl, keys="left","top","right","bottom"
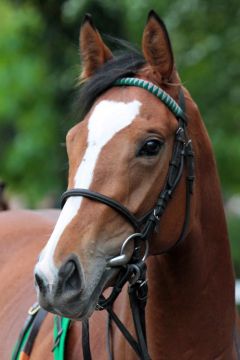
{"left": 115, "top": 77, "right": 186, "bottom": 121}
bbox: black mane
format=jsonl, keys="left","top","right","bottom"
{"left": 76, "top": 43, "right": 145, "bottom": 119}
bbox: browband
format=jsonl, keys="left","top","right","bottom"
{"left": 115, "top": 77, "right": 186, "bottom": 121}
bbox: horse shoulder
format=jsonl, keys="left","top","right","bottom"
{"left": 0, "top": 210, "right": 59, "bottom": 359}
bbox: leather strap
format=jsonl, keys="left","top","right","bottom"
{"left": 12, "top": 305, "right": 47, "bottom": 360}
{"left": 82, "top": 320, "right": 92, "bottom": 360}
{"left": 96, "top": 262, "right": 150, "bottom": 360}
{"left": 21, "top": 308, "right": 47, "bottom": 357}
{"left": 128, "top": 264, "right": 149, "bottom": 360}
{"left": 12, "top": 309, "right": 36, "bottom": 360}
{"left": 106, "top": 306, "right": 141, "bottom": 357}
{"left": 61, "top": 189, "right": 140, "bottom": 230}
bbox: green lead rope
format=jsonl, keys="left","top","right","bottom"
{"left": 11, "top": 303, "right": 47, "bottom": 360}
{"left": 11, "top": 323, "right": 33, "bottom": 360}
{"left": 12, "top": 303, "right": 71, "bottom": 360}
{"left": 53, "top": 316, "right": 71, "bottom": 360}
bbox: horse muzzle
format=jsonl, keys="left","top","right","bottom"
{"left": 34, "top": 256, "right": 85, "bottom": 315}
{"left": 34, "top": 255, "right": 118, "bottom": 319}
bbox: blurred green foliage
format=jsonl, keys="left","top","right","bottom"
{"left": 0, "top": 0, "right": 239, "bottom": 201}
{"left": 0, "top": 1, "right": 69, "bottom": 204}
{"left": 0, "top": 0, "right": 239, "bottom": 272}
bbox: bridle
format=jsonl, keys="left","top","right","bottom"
{"left": 60, "top": 77, "right": 195, "bottom": 359}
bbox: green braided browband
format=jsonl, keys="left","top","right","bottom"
{"left": 114, "top": 77, "right": 185, "bottom": 120}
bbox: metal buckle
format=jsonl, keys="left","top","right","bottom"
{"left": 128, "top": 264, "right": 141, "bottom": 285}
{"left": 28, "top": 303, "right": 41, "bottom": 316}
{"left": 153, "top": 209, "right": 160, "bottom": 221}
{"left": 176, "top": 126, "right": 184, "bottom": 137}
{"left": 95, "top": 303, "right": 104, "bottom": 311}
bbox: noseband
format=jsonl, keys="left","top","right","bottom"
{"left": 60, "top": 77, "right": 195, "bottom": 360}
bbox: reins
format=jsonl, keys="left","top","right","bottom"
{"left": 61, "top": 78, "right": 195, "bottom": 360}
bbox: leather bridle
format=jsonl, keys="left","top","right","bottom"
{"left": 60, "top": 78, "right": 195, "bottom": 359}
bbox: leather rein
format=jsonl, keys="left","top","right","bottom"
{"left": 60, "top": 78, "right": 195, "bottom": 360}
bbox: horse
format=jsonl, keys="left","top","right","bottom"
{"left": 0, "top": 10, "right": 239, "bottom": 360}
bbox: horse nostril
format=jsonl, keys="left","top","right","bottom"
{"left": 59, "top": 259, "right": 82, "bottom": 293}
{"left": 59, "top": 259, "right": 75, "bottom": 281}
{"left": 35, "top": 273, "right": 47, "bottom": 295}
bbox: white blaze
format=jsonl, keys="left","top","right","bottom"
{"left": 35, "top": 100, "right": 141, "bottom": 283}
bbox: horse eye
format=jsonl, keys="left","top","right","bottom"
{"left": 138, "top": 139, "right": 163, "bottom": 157}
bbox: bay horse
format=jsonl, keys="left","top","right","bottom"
{"left": 0, "top": 10, "right": 239, "bottom": 360}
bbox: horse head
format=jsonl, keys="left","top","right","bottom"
{"left": 34, "top": 11, "right": 194, "bottom": 320}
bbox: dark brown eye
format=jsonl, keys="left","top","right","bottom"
{"left": 138, "top": 139, "right": 163, "bottom": 157}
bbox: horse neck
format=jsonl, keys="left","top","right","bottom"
{"left": 145, "top": 98, "right": 237, "bottom": 358}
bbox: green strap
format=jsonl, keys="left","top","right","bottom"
{"left": 11, "top": 324, "right": 33, "bottom": 360}
{"left": 53, "top": 317, "right": 71, "bottom": 360}
{"left": 11, "top": 303, "right": 42, "bottom": 360}
{"left": 12, "top": 309, "right": 71, "bottom": 360}
{"left": 114, "top": 77, "right": 185, "bottom": 120}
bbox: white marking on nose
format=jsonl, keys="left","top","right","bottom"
{"left": 74, "top": 100, "right": 141, "bottom": 187}
{"left": 35, "top": 100, "right": 141, "bottom": 284}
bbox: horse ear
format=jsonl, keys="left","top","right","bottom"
{"left": 80, "top": 14, "right": 113, "bottom": 80}
{"left": 142, "top": 10, "right": 174, "bottom": 82}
